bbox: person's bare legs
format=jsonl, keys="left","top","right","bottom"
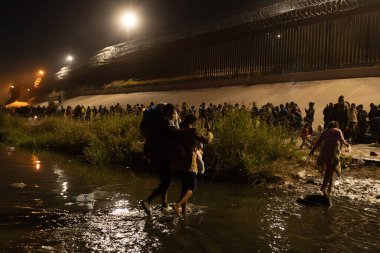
{"left": 181, "top": 202, "right": 187, "bottom": 216}
{"left": 327, "top": 172, "right": 334, "bottom": 195}
{"left": 321, "top": 163, "right": 334, "bottom": 196}
{"left": 173, "top": 190, "right": 193, "bottom": 216}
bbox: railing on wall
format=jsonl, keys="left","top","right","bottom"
{"left": 166, "top": 8, "right": 380, "bottom": 78}
{"left": 63, "top": 2, "right": 380, "bottom": 88}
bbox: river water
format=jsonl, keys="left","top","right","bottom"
{"left": 0, "top": 147, "right": 379, "bottom": 253}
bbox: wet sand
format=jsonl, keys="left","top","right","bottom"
{"left": 55, "top": 77, "right": 380, "bottom": 127}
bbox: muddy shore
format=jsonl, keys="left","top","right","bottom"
{"left": 258, "top": 157, "right": 380, "bottom": 205}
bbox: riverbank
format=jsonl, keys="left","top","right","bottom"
{"left": 0, "top": 111, "right": 296, "bottom": 180}
{"left": 255, "top": 155, "right": 380, "bottom": 205}
{"left": 1, "top": 110, "right": 379, "bottom": 205}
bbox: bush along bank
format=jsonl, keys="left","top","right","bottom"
{"left": 0, "top": 112, "right": 144, "bottom": 165}
{"left": 0, "top": 111, "right": 297, "bottom": 181}
{"left": 204, "top": 111, "right": 297, "bottom": 182}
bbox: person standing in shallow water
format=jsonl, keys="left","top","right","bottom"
{"left": 140, "top": 103, "right": 177, "bottom": 216}
{"left": 171, "top": 114, "right": 213, "bottom": 217}
{"left": 309, "top": 121, "right": 350, "bottom": 196}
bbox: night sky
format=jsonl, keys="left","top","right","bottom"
{"left": 0, "top": 0, "right": 257, "bottom": 101}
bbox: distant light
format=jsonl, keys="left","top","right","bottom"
{"left": 10, "top": 85, "right": 15, "bottom": 89}
{"left": 27, "top": 89, "right": 30, "bottom": 91}
{"left": 38, "top": 70, "right": 45, "bottom": 75}
{"left": 277, "top": 34, "right": 281, "bottom": 38}
{"left": 120, "top": 11, "right": 139, "bottom": 29}
{"left": 67, "top": 55, "right": 74, "bottom": 62}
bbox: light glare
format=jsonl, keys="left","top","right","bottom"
{"left": 121, "top": 12, "right": 138, "bottom": 29}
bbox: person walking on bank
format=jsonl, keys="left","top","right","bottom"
{"left": 140, "top": 103, "right": 177, "bottom": 216}
{"left": 331, "top": 96, "right": 349, "bottom": 134}
{"left": 171, "top": 114, "right": 213, "bottom": 217}
{"left": 304, "top": 102, "right": 315, "bottom": 134}
{"left": 323, "top": 103, "right": 334, "bottom": 129}
{"left": 309, "top": 121, "right": 350, "bottom": 196}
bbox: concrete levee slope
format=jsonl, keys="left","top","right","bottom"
{"left": 51, "top": 77, "right": 380, "bottom": 127}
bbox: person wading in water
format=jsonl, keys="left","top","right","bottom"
{"left": 140, "top": 103, "right": 177, "bottom": 216}
{"left": 309, "top": 121, "right": 350, "bottom": 196}
{"left": 170, "top": 114, "right": 213, "bottom": 217}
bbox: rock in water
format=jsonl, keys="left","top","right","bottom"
{"left": 296, "top": 194, "right": 332, "bottom": 207}
{"left": 10, "top": 182, "right": 27, "bottom": 189}
{"left": 73, "top": 193, "right": 95, "bottom": 202}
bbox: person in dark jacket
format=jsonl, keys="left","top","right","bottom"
{"left": 304, "top": 102, "right": 315, "bottom": 134}
{"left": 141, "top": 103, "right": 177, "bottom": 216}
{"left": 331, "top": 96, "right": 349, "bottom": 134}
{"left": 323, "top": 103, "right": 334, "bottom": 129}
{"left": 370, "top": 116, "right": 380, "bottom": 146}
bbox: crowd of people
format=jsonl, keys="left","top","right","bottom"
{"left": 2, "top": 95, "right": 380, "bottom": 145}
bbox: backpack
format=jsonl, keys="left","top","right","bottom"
{"left": 140, "top": 106, "right": 161, "bottom": 138}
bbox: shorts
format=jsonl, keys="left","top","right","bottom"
{"left": 180, "top": 172, "right": 197, "bottom": 193}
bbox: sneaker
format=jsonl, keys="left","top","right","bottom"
{"left": 141, "top": 200, "right": 151, "bottom": 216}
{"left": 161, "top": 204, "right": 173, "bottom": 212}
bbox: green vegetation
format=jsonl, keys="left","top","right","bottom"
{"left": 204, "top": 111, "right": 296, "bottom": 180}
{"left": 0, "top": 113, "right": 143, "bottom": 165}
{"left": 0, "top": 111, "right": 296, "bottom": 180}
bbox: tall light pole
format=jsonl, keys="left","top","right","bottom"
{"left": 34, "top": 69, "right": 45, "bottom": 88}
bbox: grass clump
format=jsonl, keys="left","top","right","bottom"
{"left": 204, "top": 111, "right": 296, "bottom": 181}
{"left": 0, "top": 113, "right": 30, "bottom": 145}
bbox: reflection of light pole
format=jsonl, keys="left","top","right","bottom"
{"left": 54, "top": 55, "right": 74, "bottom": 80}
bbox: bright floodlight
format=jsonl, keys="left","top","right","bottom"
{"left": 121, "top": 11, "right": 139, "bottom": 29}
{"left": 38, "top": 70, "right": 44, "bottom": 75}
{"left": 67, "top": 55, "right": 73, "bottom": 62}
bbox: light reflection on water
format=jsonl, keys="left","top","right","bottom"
{"left": 261, "top": 198, "right": 290, "bottom": 253}
{"left": 0, "top": 148, "right": 379, "bottom": 252}
{"left": 53, "top": 165, "right": 68, "bottom": 200}
{"left": 31, "top": 154, "right": 41, "bottom": 171}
